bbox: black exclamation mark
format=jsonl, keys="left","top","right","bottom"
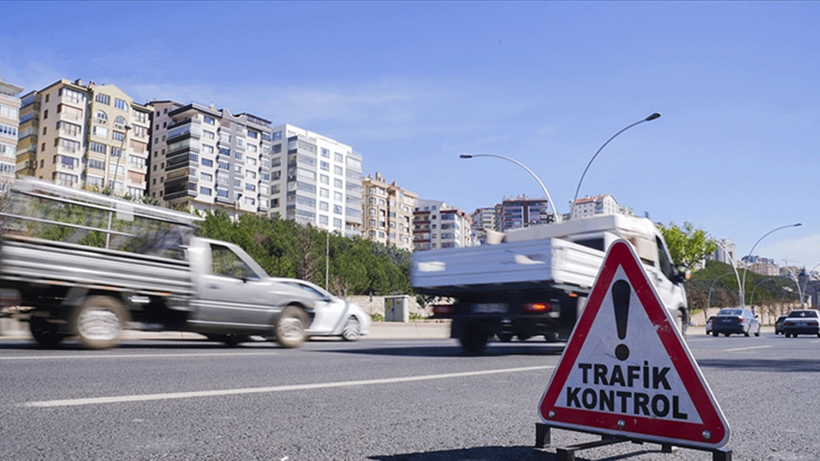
{"left": 612, "top": 280, "right": 630, "bottom": 361}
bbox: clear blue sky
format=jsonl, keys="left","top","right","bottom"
{"left": 3, "top": 1, "right": 819, "bottom": 269}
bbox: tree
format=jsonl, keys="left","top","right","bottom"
{"left": 656, "top": 221, "right": 717, "bottom": 270}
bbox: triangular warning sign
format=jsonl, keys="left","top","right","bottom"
{"left": 538, "top": 239, "right": 730, "bottom": 448}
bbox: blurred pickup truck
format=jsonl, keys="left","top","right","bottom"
{"left": 412, "top": 213, "right": 689, "bottom": 353}
{"left": 0, "top": 178, "right": 316, "bottom": 349}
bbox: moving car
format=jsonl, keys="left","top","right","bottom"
{"left": 705, "top": 316, "right": 716, "bottom": 335}
{"left": 782, "top": 309, "right": 820, "bottom": 338}
{"left": 275, "top": 279, "right": 371, "bottom": 341}
{"left": 710, "top": 308, "right": 761, "bottom": 337}
{"left": 775, "top": 315, "right": 788, "bottom": 335}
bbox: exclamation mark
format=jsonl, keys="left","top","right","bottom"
{"left": 612, "top": 280, "right": 630, "bottom": 361}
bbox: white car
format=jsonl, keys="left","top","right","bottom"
{"left": 274, "top": 278, "right": 371, "bottom": 341}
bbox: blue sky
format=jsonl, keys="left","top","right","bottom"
{"left": 3, "top": 1, "right": 819, "bottom": 269}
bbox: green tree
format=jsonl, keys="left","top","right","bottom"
{"left": 656, "top": 221, "right": 717, "bottom": 269}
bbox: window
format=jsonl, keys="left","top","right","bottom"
{"left": 57, "top": 121, "right": 81, "bottom": 137}
{"left": 114, "top": 116, "right": 127, "bottom": 129}
{"left": 61, "top": 88, "right": 83, "bottom": 103}
{"left": 114, "top": 98, "right": 128, "bottom": 111}
{"left": 320, "top": 161, "right": 329, "bottom": 171}
{"left": 201, "top": 158, "right": 213, "bottom": 167}
{"left": 334, "top": 165, "right": 343, "bottom": 175}
{"left": 88, "top": 159, "right": 105, "bottom": 170}
{"left": 245, "top": 184, "right": 256, "bottom": 192}
{"left": 89, "top": 141, "right": 106, "bottom": 154}
{"left": 321, "top": 148, "right": 330, "bottom": 158}
{"left": 204, "top": 116, "right": 215, "bottom": 125}
{"left": 94, "top": 110, "right": 108, "bottom": 124}
{"left": 112, "top": 130, "right": 125, "bottom": 142}
{"left": 93, "top": 126, "right": 109, "bottom": 138}
{"left": 203, "top": 130, "right": 215, "bottom": 139}
{"left": 95, "top": 93, "right": 110, "bottom": 105}
{"left": 335, "top": 152, "right": 343, "bottom": 162}
{"left": 245, "top": 157, "right": 257, "bottom": 166}
{"left": 200, "top": 186, "right": 212, "bottom": 196}
{"left": 201, "top": 172, "right": 213, "bottom": 182}
{"left": 245, "top": 170, "right": 256, "bottom": 179}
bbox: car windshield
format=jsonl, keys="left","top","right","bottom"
{"left": 717, "top": 309, "right": 742, "bottom": 316}
{"left": 788, "top": 310, "right": 819, "bottom": 318}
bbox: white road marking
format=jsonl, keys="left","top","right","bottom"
{"left": 724, "top": 345, "right": 772, "bottom": 352}
{"left": 23, "top": 365, "right": 553, "bottom": 408}
{"left": 0, "top": 351, "right": 279, "bottom": 361}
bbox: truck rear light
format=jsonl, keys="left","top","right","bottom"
{"left": 432, "top": 305, "right": 453, "bottom": 316}
{"left": 524, "top": 302, "right": 552, "bottom": 313}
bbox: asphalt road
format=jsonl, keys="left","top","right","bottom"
{"left": 0, "top": 326, "right": 817, "bottom": 460}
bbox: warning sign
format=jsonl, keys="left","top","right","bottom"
{"left": 538, "top": 239, "right": 730, "bottom": 448}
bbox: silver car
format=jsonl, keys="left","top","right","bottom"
{"left": 274, "top": 279, "right": 371, "bottom": 341}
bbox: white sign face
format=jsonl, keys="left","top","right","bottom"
{"left": 539, "top": 240, "right": 729, "bottom": 448}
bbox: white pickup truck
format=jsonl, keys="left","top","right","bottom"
{"left": 412, "top": 214, "right": 688, "bottom": 353}
{"left": 0, "top": 178, "right": 316, "bottom": 349}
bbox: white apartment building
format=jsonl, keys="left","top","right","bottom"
{"left": 413, "top": 199, "right": 474, "bottom": 250}
{"left": 711, "top": 238, "right": 738, "bottom": 266}
{"left": 361, "top": 172, "right": 417, "bottom": 251}
{"left": 16, "top": 79, "right": 150, "bottom": 198}
{"left": 569, "top": 194, "right": 634, "bottom": 220}
{"left": 269, "top": 124, "right": 363, "bottom": 236}
{"left": 0, "top": 77, "right": 23, "bottom": 193}
{"left": 470, "top": 206, "right": 499, "bottom": 243}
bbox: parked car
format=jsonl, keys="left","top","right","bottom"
{"left": 782, "top": 309, "right": 820, "bottom": 338}
{"left": 274, "top": 279, "right": 371, "bottom": 341}
{"left": 710, "top": 308, "right": 761, "bottom": 337}
{"left": 775, "top": 315, "right": 788, "bottom": 335}
{"left": 705, "top": 316, "right": 716, "bottom": 335}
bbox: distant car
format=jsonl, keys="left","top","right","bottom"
{"left": 275, "top": 278, "right": 371, "bottom": 341}
{"left": 782, "top": 309, "right": 820, "bottom": 338}
{"left": 710, "top": 308, "right": 761, "bottom": 337}
{"left": 705, "top": 316, "right": 716, "bottom": 335}
{"left": 775, "top": 315, "right": 788, "bottom": 335}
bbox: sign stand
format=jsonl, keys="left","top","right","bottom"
{"left": 534, "top": 240, "right": 733, "bottom": 460}
{"left": 535, "top": 422, "right": 732, "bottom": 461}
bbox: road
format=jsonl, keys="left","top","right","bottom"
{"left": 0, "top": 326, "right": 817, "bottom": 460}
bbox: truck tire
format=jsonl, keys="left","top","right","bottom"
{"left": 460, "top": 321, "right": 489, "bottom": 354}
{"left": 72, "top": 296, "right": 127, "bottom": 350}
{"left": 30, "top": 315, "right": 65, "bottom": 348}
{"left": 274, "top": 306, "right": 309, "bottom": 348}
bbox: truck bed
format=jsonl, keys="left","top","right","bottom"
{"left": 0, "top": 235, "right": 194, "bottom": 300}
{"left": 411, "top": 237, "right": 605, "bottom": 296}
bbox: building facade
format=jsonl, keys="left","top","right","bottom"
{"left": 499, "top": 196, "right": 551, "bottom": 231}
{"left": 146, "top": 101, "right": 276, "bottom": 217}
{"left": 0, "top": 77, "right": 23, "bottom": 193}
{"left": 413, "top": 199, "right": 473, "bottom": 251}
{"left": 361, "top": 172, "right": 417, "bottom": 251}
{"left": 569, "top": 194, "right": 634, "bottom": 220}
{"left": 469, "top": 206, "right": 499, "bottom": 244}
{"left": 268, "top": 124, "right": 363, "bottom": 236}
{"left": 16, "top": 79, "right": 150, "bottom": 197}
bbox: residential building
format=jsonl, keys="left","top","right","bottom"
{"left": 470, "top": 206, "right": 499, "bottom": 244}
{"left": 268, "top": 124, "right": 362, "bottom": 236}
{"left": 0, "top": 77, "right": 23, "bottom": 193}
{"left": 146, "top": 100, "right": 275, "bottom": 217}
{"left": 413, "top": 199, "right": 474, "bottom": 251}
{"left": 711, "top": 238, "right": 738, "bottom": 266}
{"left": 743, "top": 255, "right": 779, "bottom": 277}
{"left": 569, "top": 194, "right": 633, "bottom": 220}
{"left": 16, "top": 79, "right": 150, "bottom": 197}
{"left": 361, "top": 172, "right": 417, "bottom": 251}
{"left": 499, "top": 196, "right": 551, "bottom": 231}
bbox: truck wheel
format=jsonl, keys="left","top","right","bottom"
{"left": 30, "top": 315, "right": 65, "bottom": 348}
{"left": 72, "top": 296, "right": 127, "bottom": 349}
{"left": 275, "top": 306, "right": 308, "bottom": 348}
{"left": 497, "top": 333, "right": 513, "bottom": 342}
{"left": 460, "top": 322, "right": 489, "bottom": 354}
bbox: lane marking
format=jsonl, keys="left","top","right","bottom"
{"left": 23, "top": 365, "right": 553, "bottom": 408}
{"left": 724, "top": 345, "right": 772, "bottom": 352}
{"left": 0, "top": 351, "right": 280, "bottom": 361}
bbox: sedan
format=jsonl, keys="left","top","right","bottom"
{"left": 782, "top": 309, "right": 820, "bottom": 338}
{"left": 711, "top": 308, "right": 761, "bottom": 337}
{"left": 274, "top": 278, "right": 371, "bottom": 341}
{"left": 705, "top": 316, "right": 716, "bottom": 335}
{"left": 775, "top": 315, "right": 788, "bottom": 335}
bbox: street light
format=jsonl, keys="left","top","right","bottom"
{"left": 459, "top": 153, "right": 559, "bottom": 222}
{"left": 706, "top": 271, "right": 737, "bottom": 317}
{"left": 740, "top": 223, "right": 801, "bottom": 307}
{"left": 749, "top": 278, "right": 776, "bottom": 310}
{"left": 570, "top": 112, "right": 661, "bottom": 219}
{"left": 713, "top": 239, "right": 743, "bottom": 307}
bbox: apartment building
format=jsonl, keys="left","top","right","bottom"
{"left": 469, "top": 206, "right": 500, "bottom": 244}
{"left": 413, "top": 199, "right": 473, "bottom": 251}
{"left": 569, "top": 194, "right": 633, "bottom": 220}
{"left": 361, "top": 172, "right": 417, "bottom": 251}
{"left": 0, "top": 77, "right": 23, "bottom": 193}
{"left": 498, "top": 196, "right": 551, "bottom": 231}
{"left": 146, "top": 101, "right": 276, "bottom": 217}
{"left": 269, "top": 124, "right": 363, "bottom": 236}
{"left": 16, "top": 79, "right": 150, "bottom": 197}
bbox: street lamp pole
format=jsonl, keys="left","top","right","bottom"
{"left": 459, "top": 153, "right": 559, "bottom": 222}
{"left": 713, "top": 239, "right": 743, "bottom": 307}
{"left": 740, "top": 223, "right": 801, "bottom": 307}
{"left": 570, "top": 112, "right": 661, "bottom": 219}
